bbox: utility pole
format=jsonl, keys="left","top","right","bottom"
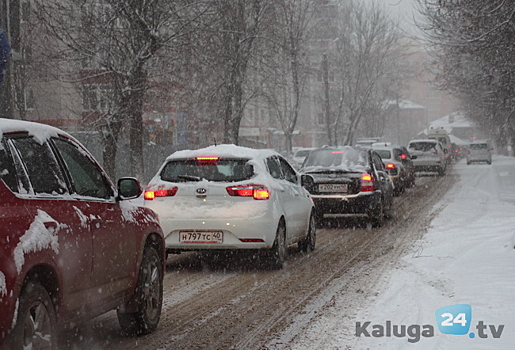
{"left": 0, "top": 0, "right": 18, "bottom": 119}
{"left": 323, "top": 52, "right": 332, "bottom": 146}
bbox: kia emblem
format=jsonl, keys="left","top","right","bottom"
{"left": 196, "top": 188, "right": 207, "bottom": 195}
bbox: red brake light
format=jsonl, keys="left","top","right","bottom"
{"left": 196, "top": 156, "right": 220, "bottom": 161}
{"left": 400, "top": 153, "right": 407, "bottom": 160}
{"left": 386, "top": 163, "right": 396, "bottom": 169}
{"left": 331, "top": 151, "right": 343, "bottom": 154}
{"left": 360, "top": 173, "right": 375, "bottom": 192}
{"left": 144, "top": 187, "right": 178, "bottom": 200}
{"left": 226, "top": 184, "right": 270, "bottom": 200}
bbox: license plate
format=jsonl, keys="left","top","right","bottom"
{"left": 318, "top": 184, "right": 348, "bottom": 193}
{"left": 180, "top": 231, "right": 223, "bottom": 243}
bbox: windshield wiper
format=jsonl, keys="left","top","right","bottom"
{"left": 177, "top": 174, "right": 202, "bottom": 182}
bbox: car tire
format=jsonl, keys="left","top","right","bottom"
{"left": 384, "top": 197, "right": 395, "bottom": 220}
{"left": 298, "top": 212, "right": 316, "bottom": 252}
{"left": 10, "top": 281, "right": 57, "bottom": 350}
{"left": 370, "top": 202, "right": 385, "bottom": 228}
{"left": 269, "top": 220, "right": 287, "bottom": 269}
{"left": 117, "top": 245, "right": 163, "bottom": 335}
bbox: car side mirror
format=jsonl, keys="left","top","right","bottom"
{"left": 301, "top": 174, "right": 315, "bottom": 188}
{"left": 118, "top": 177, "right": 142, "bottom": 200}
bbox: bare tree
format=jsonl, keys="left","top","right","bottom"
{"left": 328, "top": 0, "right": 407, "bottom": 146}
{"left": 32, "top": 0, "right": 203, "bottom": 178}
{"left": 261, "top": 0, "right": 315, "bottom": 154}
{"left": 417, "top": 0, "right": 515, "bottom": 153}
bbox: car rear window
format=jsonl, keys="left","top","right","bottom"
{"left": 469, "top": 143, "right": 488, "bottom": 150}
{"left": 302, "top": 148, "right": 367, "bottom": 171}
{"left": 409, "top": 142, "right": 437, "bottom": 152}
{"left": 160, "top": 158, "right": 254, "bottom": 182}
{"left": 374, "top": 149, "right": 391, "bottom": 159}
{"left": 294, "top": 150, "right": 311, "bottom": 157}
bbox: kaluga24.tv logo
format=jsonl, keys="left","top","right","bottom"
{"left": 355, "top": 304, "right": 505, "bottom": 344}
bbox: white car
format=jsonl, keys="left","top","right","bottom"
{"left": 144, "top": 144, "right": 316, "bottom": 268}
{"left": 407, "top": 139, "right": 447, "bottom": 176}
{"left": 466, "top": 140, "right": 492, "bottom": 165}
{"left": 292, "top": 147, "right": 315, "bottom": 169}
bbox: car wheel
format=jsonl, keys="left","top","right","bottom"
{"left": 10, "top": 281, "right": 57, "bottom": 350}
{"left": 117, "top": 245, "right": 163, "bottom": 335}
{"left": 269, "top": 220, "right": 287, "bottom": 269}
{"left": 298, "top": 212, "right": 316, "bottom": 252}
{"left": 370, "top": 201, "right": 385, "bottom": 228}
{"left": 384, "top": 197, "right": 395, "bottom": 220}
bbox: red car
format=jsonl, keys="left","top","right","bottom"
{"left": 0, "top": 119, "right": 165, "bottom": 349}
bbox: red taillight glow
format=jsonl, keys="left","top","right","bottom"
{"left": 195, "top": 156, "right": 220, "bottom": 161}
{"left": 239, "top": 238, "right": 265, "bottom": 243}
{"left": 360, "top": 173, "right": 375, "bottom": 192}
{"left": 226, "top": 184, "right": 270, "bottom": 200}
{"left": 400, "top": 153, "right": 407, "bottom": 160}
{"left": 144, "top": 187, "right": 178, "bottom": 200}
{"left": 386, "top": 163, "right": 396, "bottom": 170}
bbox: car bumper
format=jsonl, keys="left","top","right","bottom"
{"left": 467, "top": 155, "right": 491, "bottom": 163}
{"left": 310, "top": 192, "right": 380, "bottom": 217}
{"left": 159, "top": 216, "right": 278, "bottom": 251}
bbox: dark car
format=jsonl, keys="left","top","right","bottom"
{"left": 300, "top": 146, "right": 395, "bottom": 227}
{"left": 0, "top": 119, "right": 165, "bottom": 349}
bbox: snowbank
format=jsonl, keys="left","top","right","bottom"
{"left": 293, "top": 155, "right": 515, "bottom": 349}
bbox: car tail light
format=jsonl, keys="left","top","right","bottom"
{"left": 144, "top": 187, "right": 178, "bottom": 200}
{"left": 400, "top": 153, "right": 407, "bottom": 160}
{"left": 226, "top": 184, "right": 270, "bottom": 200}
{"left": 360, "top": 173, "right": 375, "bottom": 192}
{"left": 239, "top": 238, "right": 265, "bottom": 242}
{"left": 385, "top": 163, "right": 398, "bottom": 175}
{"left": 385, "top": 163, "right": 396, "bottom": 170}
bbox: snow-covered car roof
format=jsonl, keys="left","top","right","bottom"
{"left": 408, "top": 139, "right": 439, "bottom": 144}
{"left": 165, "top": 144, "right": 280, "bottom": 161}
{"left": 0, "top": 118, "right": 72, "bottom": 144}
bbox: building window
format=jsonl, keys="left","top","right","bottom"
{"left": 83, "top": 84, "right": 113, "bottom": 112}
{"left": 24, "top": 89, "right": 35, "bottom": 110}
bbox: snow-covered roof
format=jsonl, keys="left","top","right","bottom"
{"left": 426, "top": 111, "right": 474, "bottom": 133}
{"left": 165, "top": 144, "right": 279, "bottom": 160}
{"left": 0, "top": 118, "right": 70, "bottom": 144}
{"left": 384, "top": 99, "right": 425, "bottom": 110}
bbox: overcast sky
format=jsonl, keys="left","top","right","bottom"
{"left": 362, "top": 0, "right": 420, "bottom": 33}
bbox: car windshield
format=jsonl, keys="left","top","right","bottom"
{"left": 469, "top": 143, "right": 487, "bottom": 150}
{"left": 160, "top": 158, "right": 254, "bottom": 182}
{"left": 374, "top": 149, "right": 392, "bottom": 159}
{"left": 302, "top": 147, "right": 367, "bottom": 172}
{"left": 409, "top": 142, "right": 437, "bottom": 152}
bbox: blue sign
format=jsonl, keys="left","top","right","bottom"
{"left": 435, "top": 304, "right": 472, "bottom": 336}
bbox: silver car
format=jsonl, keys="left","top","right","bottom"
{"left": 407, "top": 139, "right": 447, "bottom": 176}
{"left": 466, "top": 140, "right": 492, "bottom": 165}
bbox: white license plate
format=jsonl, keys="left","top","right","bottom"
{"left": 318, "top": 184, "right": 348, "bottom": 193}
{"left": 180, "top": 231, "right": 223, "bottom": 243}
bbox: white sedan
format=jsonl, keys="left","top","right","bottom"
{"left": 144, "top": 144, "right": 316, "bottom": 268}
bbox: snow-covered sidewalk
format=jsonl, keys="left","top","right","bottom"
{"left": 294, "top": 155, "right": 515, "bottom": 349}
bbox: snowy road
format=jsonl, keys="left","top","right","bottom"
{"left": 57, "top": 163, "right": 460, "bottom": 349}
